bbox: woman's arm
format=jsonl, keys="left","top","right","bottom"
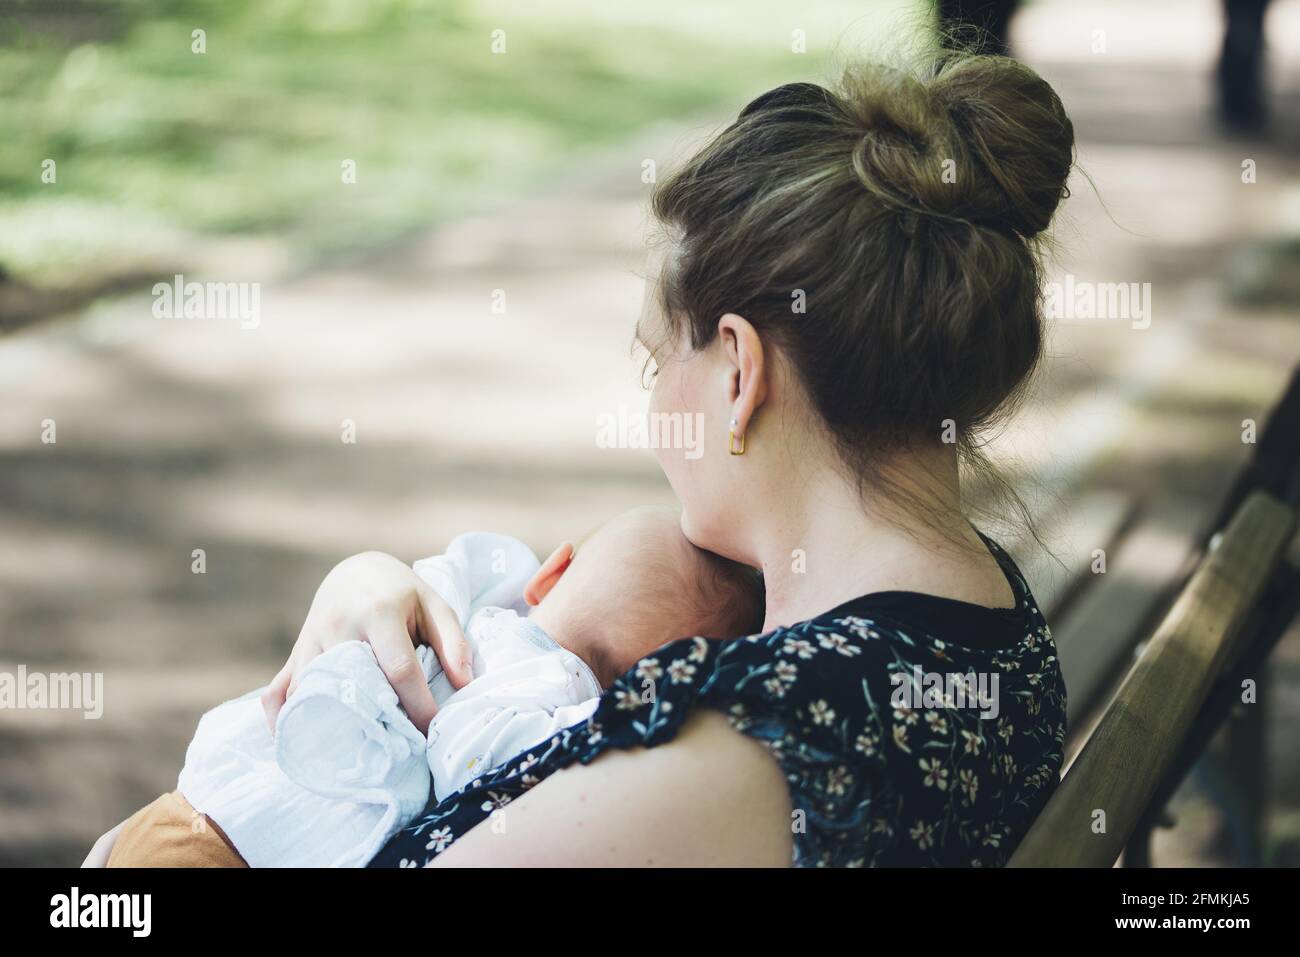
{"left": 431, "top": 709, "right": 794, "bottom": 867}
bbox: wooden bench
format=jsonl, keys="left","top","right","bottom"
{"left": 1010, "top": 365, "right": 1300, "bottom": 868}
{"left": 1010, "top": 490, "right": 1296, "bottom": 866}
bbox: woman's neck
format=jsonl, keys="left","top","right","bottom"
{"left": 752, "top": 445, "right": 997, "bottom": 632}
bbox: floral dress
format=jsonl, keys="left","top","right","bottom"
{"left": 370, "top": 536, "right": 1067, "bottom": 867}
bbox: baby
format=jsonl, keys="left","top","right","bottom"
{"left": 106, "top": 506, "right": 763, "bottom": 867}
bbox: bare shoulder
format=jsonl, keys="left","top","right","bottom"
{"left": 432, "top": 709, "right": 793, "bottom": 867}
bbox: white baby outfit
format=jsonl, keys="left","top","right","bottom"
{"left": 176, "top": 532, "right": 601, "bottom": 867}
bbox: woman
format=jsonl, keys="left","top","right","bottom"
{"left": 92, "top": 49, "right": 1074, "bottom": 867}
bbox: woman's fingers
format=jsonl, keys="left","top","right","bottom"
{"left": 417, "top": 588, "right": 473, "bottom": 690}
{"left": 270, "top": 552, "right": 470, "bottom": 736}
{"left": 368, "top": 616, "right": 440, "bottom": 734}
{"left": 260, "top": 662, "right": 294, "bottom": 733}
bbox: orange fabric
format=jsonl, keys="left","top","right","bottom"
{"left": 107, "top": 790, "right": 247, "bottom": 868}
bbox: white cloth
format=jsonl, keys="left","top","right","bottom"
{"left": 422, "top": 608, "right": 600, "bottom": 798}
{"left": 177, "top": 532, "right": 601, "bottom": 867}
{"left": 176, "top": 673, "right": 420, "bottom": 868}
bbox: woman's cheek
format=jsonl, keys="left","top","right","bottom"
{"left": 659, "top": 447, "right": 709, "bottom": 550}
{"left": 647, "top": 370, "right": 702, "bottom": 508}
{"left": 648, "top": 380, "right": 685, "bottom": 491}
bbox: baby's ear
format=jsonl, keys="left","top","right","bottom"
{"left": 524, "top": 542, "right": 574, "bottom": 606}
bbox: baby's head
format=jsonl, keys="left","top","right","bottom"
{"left": 524, "top": 506, "right": 764, "bottom": 687}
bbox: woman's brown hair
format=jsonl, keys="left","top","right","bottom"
{"left": 648, "top": 50, "right": 1075, "bottom": 538}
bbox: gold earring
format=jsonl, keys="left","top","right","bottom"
{"left": 729, "top": 417, "right": 745, "bottom": 455}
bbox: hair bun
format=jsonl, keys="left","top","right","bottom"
{"left": 846, "top": 54, "right": 1074, "bottom": 238}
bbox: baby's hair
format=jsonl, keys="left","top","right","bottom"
{"left": 570, "top": 507, "right": 767, "bottom": 683}
{"left": 608, "top": 525, "right": 764, "bottom": 650}
{"left": 678, "top": 548, "right": 766, "bottom": 640}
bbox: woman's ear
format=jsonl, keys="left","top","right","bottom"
{"left": 524, "top": 542, "right": 574, "bottom": 606}
{"left": 716, "top": 313, "right": 768, "bottom": 436}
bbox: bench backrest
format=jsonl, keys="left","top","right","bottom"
{"left": 1009, "top": 490, "right": 1296, "bottom": 867}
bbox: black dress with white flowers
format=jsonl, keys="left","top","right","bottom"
{"left": 370, "top": 536, "right": 1067, "bottom": 867}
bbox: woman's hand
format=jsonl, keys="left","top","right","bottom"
{"left": 261, "top": 551, "right": 473, "bottom": 735}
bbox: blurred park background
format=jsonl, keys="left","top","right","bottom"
{"left": 2, "top": 0, "right": 1299, "bottom": 866}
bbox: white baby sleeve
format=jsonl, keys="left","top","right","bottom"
{"left": 412, "top": 533, "right": 541, "bottom": 705}
{"left": 274, "top": 642, "right": 434, "bottom": 842}
{"left": 427, "top": 696, "right": 599, "bottom": 800}
{"left": 180, "top": 682, "right": 418, "bottom": 868}
{"left": 412, "top": 532, "right": 540, "bottom": 627}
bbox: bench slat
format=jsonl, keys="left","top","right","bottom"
{"left": 1009, "top": 490, "right": 1296, "bottom": 867}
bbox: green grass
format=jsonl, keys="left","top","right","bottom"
{"left": 0, "top": 0, "right": 923, "bottom": 289}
